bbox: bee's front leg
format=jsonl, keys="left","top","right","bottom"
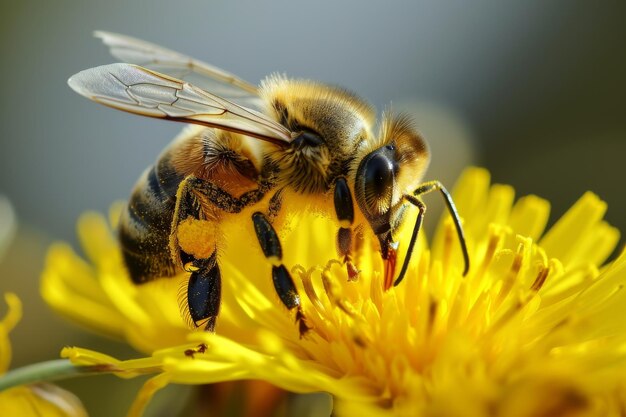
{"left": 333, "top": 177, "right": 359, "bottom": 280}
{"left": 392, "top": 181, "right": 470, "bottom": 288}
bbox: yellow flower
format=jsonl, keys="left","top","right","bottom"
{"left": 41, "top": 167, "right": 626, "bottom": 417}
{"left": 0, "top": 293, "right": 21, "bottom": 376}
{"left": 0, "top": 293, "right": 88, "bottom": 417}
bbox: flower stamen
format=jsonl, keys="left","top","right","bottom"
{"left": 321, "top": 261, "right": 359, "bottom": 319}
{"left": 530, "top": 265, "right": 550, "bottom": 293}
{"left": 293, "top": 264, "right": 324, "bottom": 312}
{"left": 477, "top": 225, "right": 503, "bottom": 278}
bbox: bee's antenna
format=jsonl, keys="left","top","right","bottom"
{"left": 394, "top": 181, "right": 470, "bottom": 287}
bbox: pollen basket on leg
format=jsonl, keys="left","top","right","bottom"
{"left": 176, "top": 218, "right": 216, "bottom": 260}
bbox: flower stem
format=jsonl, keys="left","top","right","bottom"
{"left": 0, "top": 359, "right": 102, "bottom": 391}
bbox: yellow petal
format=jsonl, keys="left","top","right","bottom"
{"left": 40, "top": 245, "right": 126, "bottom": 339}
{"left": 126, "top": 374, "right": 170, "bottom": 417}
{"left": 0, "top": 384, "right": 88, "bottom": 417}
{"left": 0, "top": 293, "right": 22, "bottom": 374}
{"left": 540, "top": 192, "right": 610, "bottom": 267}
{"left": 507, "top": 195, "right": 550, "bottom": 241}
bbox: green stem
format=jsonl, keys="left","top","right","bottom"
{"left": 0, "top": 359, "right": 102, "bottom": 391}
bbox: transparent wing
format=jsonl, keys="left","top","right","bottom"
{"left": 94, "top": 31, "right": 262, "bottom": 108}
{"left": 68, "top": 63, "right": 292, "bottom": 145}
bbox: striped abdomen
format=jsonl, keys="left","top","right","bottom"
{"left": 118, "top": 151, "right": 185, "bottom": 284}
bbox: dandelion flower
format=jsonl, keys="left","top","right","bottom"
{"left": 41, "top": 167, "right": 626, "bottom": 417}
{"left": 0, "top": 293, "right": 89, "bottom": 417}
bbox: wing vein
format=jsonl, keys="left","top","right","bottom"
{"left": 68, "top": 63, "right": 293, "bottom": 145}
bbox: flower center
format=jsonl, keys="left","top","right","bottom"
{"left": 287, "top": 220, "right": 566, "bottom": 409}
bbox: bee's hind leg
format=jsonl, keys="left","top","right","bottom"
{"left": 186, "top": 253, "right": 221, "bottom": 332}
{"left": 171, "top": 177, "right": 223, "bottom": 332}
{"left": 251, "top": 203, "right": 310, "bottom": 336}
{"left": 173, "top": 176, "right": 271, "bottom": 332}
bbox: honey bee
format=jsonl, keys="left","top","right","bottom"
{"left": 68, "top": 32, "right": 469, "bottom": 333}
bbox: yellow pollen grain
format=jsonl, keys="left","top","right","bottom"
{"left": 177, "top": 218, "right": 214, "bottom": 260}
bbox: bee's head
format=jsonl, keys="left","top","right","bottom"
{"left": 353, "top": 113, "right": 430, "bottom": 255}
{"left": 260, "top": 74, "right": 375, "bottom": 193}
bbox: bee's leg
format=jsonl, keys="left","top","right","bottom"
{"left": 267, "top": 189, "right": 284, "bottom": 223}
{"left": 186, "top": 253, "right": 221, "bottom": 332}
{"left": 333, "top": 177, "right": 359, "bottom": 280}
{"left": 251, "top": 210, "right": 309, "bottom": 336}
{"left": 170, "top": 178, "right": 222, "bottom": 331}
{"left": 171, "top": 177, "right": 216, "bottom": 269}
{"left": 173, "top": 176, "right": 271, "bottom": 332}
{"left": 393, "top": 181, "right": 470, "bottom": 287}
{"left": 172, "top": 176, "right": 271, "bottom": 265}
{"left": 185, "top": 177, "right": 271, "bottom": 213}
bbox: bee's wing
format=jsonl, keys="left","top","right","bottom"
{"left": 94, "top": 31, "right": 261, "bottom": 108}
{"left": 68, "top": 63, "right": 292, "bottom": 145}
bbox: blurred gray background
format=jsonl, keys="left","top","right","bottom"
{"left": 0, "top": 1, "right": 625, "bottom": 416}
{"left": 1, "top": 0, "right": 625, "bottom": 241}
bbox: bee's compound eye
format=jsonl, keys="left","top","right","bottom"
{"left": 364, "top": 154, "right": 395, "bottom": 199}
{"left": 355, "top": 149, "right": 398, "bottom": 218}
